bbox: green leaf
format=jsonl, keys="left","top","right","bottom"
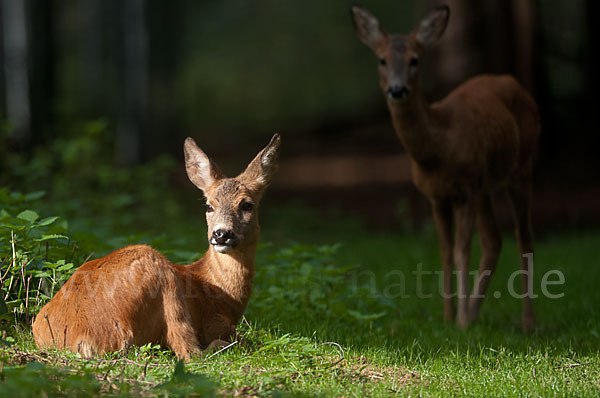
{"left": 172, "top": 360, "right": 186, "bottom": 381}
{"left": 35, "top": 234, "right": 68, "bottom": 242}
{"left": 57, "top": 263, "right": 74, "bottom": 272}
{"left": 156, "top": 359, "right": 215, "bottom": 396}
{"left": 23, "top": 191, "right": 46, "bottom": 201}
{"left": 347, "top": 310, "right": 387, "bottom": 321}
{"left": 0, "top": 209, "right": 9, "bottom": 220}
{"left": 309, "top": 288, "right": 325, "bottom": 304}
{"left": 1, "top": 224, "right": 27, "bottom": 232}
{"left": 17, "top": 210, "right": 39, "bottom": 223}
{"left": 36, "top": 216, "right": 59, "bottom": 227}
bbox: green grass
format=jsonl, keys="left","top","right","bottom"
{"left": 2, "top": 199, "right": 600, "bottom": 396}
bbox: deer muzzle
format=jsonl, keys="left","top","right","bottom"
{"left": 210, "top": 229, "right": 239, "bottom": 253}
{"left": 387, "top": 85, "right": 411, "bottom": 101}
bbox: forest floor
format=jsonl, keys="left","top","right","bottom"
{"left": 2, "top": 195, "right": 600, "bottom": 396}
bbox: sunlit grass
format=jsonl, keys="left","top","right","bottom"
{"left": 2, "top": 200, "right": 600, "bottom": 396}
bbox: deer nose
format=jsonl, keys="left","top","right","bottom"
{"left": 387, "top": 85, "right": 410, "bottom": 100}
{"left": 211, "top": 229, "right": 238, "bottom": 246}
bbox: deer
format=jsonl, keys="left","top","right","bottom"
{"left": 33, "top": 134, "right": 281, "bottom": 359}
{"left": 350, "top": 5, "right": 540, "bottom": 333}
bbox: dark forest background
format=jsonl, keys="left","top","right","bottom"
{"left": 1, "top": 0, "right": 599, "bottom": 231}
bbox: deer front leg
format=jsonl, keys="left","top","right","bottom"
{"left": 202, "top": 314, "right": 236, "bottom": 349}
{"left": 165, "top": 320, "right": 201, "bottom": 361}
{"left": 203, "top": 339, "right": 232, "bottom": 355}
{"left": 432, "top": 199, "right": 455, "bottom": 323}
{"left": 453, "top": 200, "right": 475, "bottom": 329}
{"left": 469, "top": 194, "right": 502, "bottom": 323}
{"left": 162, "top": 290, "right": 201, "bottom": 360}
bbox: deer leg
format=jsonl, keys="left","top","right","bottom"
{"left": 204, "top": 339, "right": 232, "bottom": 355}
{"left": 162, "top": 286, "right": 201, "bottom": 360}
{"left": 468, "top": 194, "right": 502, "bottom": 323}
{"left": 432, "top": 199, "right": 455, "bottom": 323}
{"left": 509, "top": 176, "right": 535, "bottom": 334}
{"left": 453, "top": 200, "right": 475, "bottom": 329}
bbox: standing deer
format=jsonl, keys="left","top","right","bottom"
{"left": 350, "top": 5, "right": 539, "bottom": 333}
{"left": 33, "top": 134, "right": 281, "bottom": 358}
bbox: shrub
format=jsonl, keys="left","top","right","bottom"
{"left": 249, "top": 244, "right": 395, "bottom": 334}
{"left": 0, "top": 189, "right": 79, "bottom": 322}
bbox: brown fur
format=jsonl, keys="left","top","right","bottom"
{"left": 351, "top": 5, "right": 540, "bottom": 333}
{"left": 33, "top": 134, "right": 281, "bottom": 359}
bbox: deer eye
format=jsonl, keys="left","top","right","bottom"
{"left": 206, "top": 204, "right": 214, "bottom": 213}
{"left": 240, "top": 202, "right": 254, "bottom": 212}
{"left": 409, "top": 56, "right": 419, "bottom": 67}
{"left": 379, "top": 58, "right": 387, "bottom": 66}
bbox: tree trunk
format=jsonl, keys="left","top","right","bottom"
{"left": 29, "top": 0, "right": 56, "bottom": 140}
{"left": 1, "top": 0, "right": 31, "bottom": 144}
{"left": 80, "top": 0, "right": 104, "bottom": 114}
{"left": 116, "top": 0, "right": 148, "bottom": 165}
{"left": 510, "top": 0, "right": 536, "bottom": 93}
{"left": 423, "top": 0, "right": 485, "bottom": 99}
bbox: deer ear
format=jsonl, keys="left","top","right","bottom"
{"left": 350, "top": 5, "right": 386, "bottom": 50}
{"left": 183, "top": 137, "right": 222, "bottom": 192}
{"left": 240, "top": 134, "right": 281, "bottom": 191}
{"left": 415, "top": 5, "right": 449, "bottom": 48}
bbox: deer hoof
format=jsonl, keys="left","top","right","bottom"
{"left": 522, "top": 317, "right": 535, "bottom": 335}
{"left": 456, "top": 314, "right": 470, "bottom": 330}
{"left": 203, "top": 339, "right": 231, "bottom": 354}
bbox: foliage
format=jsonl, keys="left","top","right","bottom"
{"left": 0, "top": 350, "right": 216, "bottom": 397}
{"left": 4, "top": 120, "right": 184, "bottom": 233}
{"left": 0, "top": 204, "right": 598, "bottom": 395}
{"left": 1, "top": 131, "right": 600, "bottom": 395}
{"left": 0, "top": 189, "right": 78, "bottom": 321}
{"left": 0, "top": 362, "right": 101, "bottom": 397}
{"left": 2, "top": 120, "right": 202, "bottom": 264}
{"left": 250, "top": 243, "right": 394, "bottom": 333}
{"left": 156, "top": 360, "right": 215, "bottom": 397}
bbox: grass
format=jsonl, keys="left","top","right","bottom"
{"left": 2, "top": 198, "right": 600, "bottom": 396}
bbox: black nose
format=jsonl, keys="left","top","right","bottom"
{"left": 387, "top": 85, "right": 410, "bottom": 100}
{"left": 211, "top": 229, "right": 238, "bottom": 245}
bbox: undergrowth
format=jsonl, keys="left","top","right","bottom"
{"left": 0, "top": 189, "right": 79, "bottom": 324}
{"left": 0, "top": 186, "right": 403, "bottom": 396}
{"left": 2, "top": 185, "right": 599, "bottom": 396}
{"left": 1, "top": 124, "right": 599, "bottom": 396}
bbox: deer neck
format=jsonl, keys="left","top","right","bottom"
{"left": 193, "top": 239, "right": 257, "bottom": 315}
{"left": 387, "top": 86, "right": 444, "bottom": 170}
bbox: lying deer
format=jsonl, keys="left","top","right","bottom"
{"left": 33, "top": 134, "right": 281, "bottom": 358}
{"left": 350, "top": 5, "right": 540, "bottom": 333}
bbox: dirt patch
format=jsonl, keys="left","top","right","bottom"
{"left": 333, "top": 355, "right": 422, "bottom": 389}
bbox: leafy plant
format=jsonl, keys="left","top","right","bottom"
{"left": 155, "top": 360, "right": 215, "bottom": 397}
{"left": 0, "top": 362, "right": 101, "bottom": 397}
{"left": 249, "top": 244, "right": 395, "bottom": 333}
{"left": 0, "top": 189, "right": 80, "bottom": 321}
{"left": 4, "top": 120, "right": 187, "bottom": 240}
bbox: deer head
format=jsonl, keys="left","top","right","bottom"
{"left": 350, "top": 4, "right": 449, "bottom": 102}
{"left": 183, "top": 134, "right": 281, "bottom": 254}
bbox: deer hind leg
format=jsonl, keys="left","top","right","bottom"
{"left": 468, "top": 194, "right": 502, "bottom": 323}
{"left": 509, "top": 175, "right": 535, "bottom": 334}
{"left": 453, "top": 200, "right": 476, "bottom": 329}
{"left": 432, "top": 199, "right": 455, "bottom": 323}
